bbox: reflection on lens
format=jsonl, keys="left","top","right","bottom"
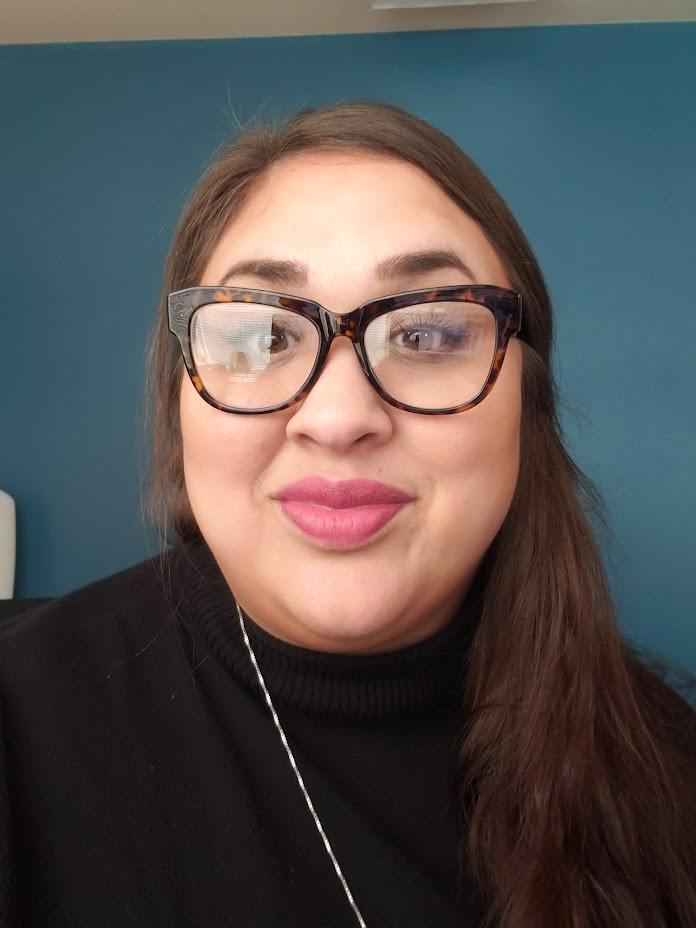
{"left": 191, "top": 303, "right": 320, "bottom": 409}
{"left": 364, "top": 302, "right": 496, "bottom": 409}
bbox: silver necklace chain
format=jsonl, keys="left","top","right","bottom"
{"left": 236, "top": 602, "right": 368, "bottom": 928}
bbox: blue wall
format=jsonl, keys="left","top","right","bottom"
{"left": 1, "top": 23, "right": 694, "bottom": 673}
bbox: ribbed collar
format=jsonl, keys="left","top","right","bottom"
{"left": 169, "top": 535, "right": 486, "bottom": 721}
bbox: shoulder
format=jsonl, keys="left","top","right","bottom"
{"left": 0, "top": 545, "right": 185, "bottom": 694}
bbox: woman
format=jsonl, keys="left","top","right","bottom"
{"left": 0, "top": 100, "right": 694, "bottom": 928}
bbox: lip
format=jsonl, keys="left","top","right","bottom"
{"left": 273, "top": 477, "right": 415, "bottom": 548}
{"left": 274, "top": 476, "right": 414, "bottom": 507}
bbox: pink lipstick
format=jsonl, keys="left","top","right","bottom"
{"left": 273, "top": 477, "right": 414, "bottom": 548}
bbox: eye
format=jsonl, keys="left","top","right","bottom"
{"left": 232, "top": 316, "right": 304, "bottom": 362}
{"left": 390, "top": 314, "right": 473, "bottom": 355}
{"left": 258, "top": 321, "right": 298, "bottom": 354}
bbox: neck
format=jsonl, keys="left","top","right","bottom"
{"left": 166, "top": 534, "right": 488, "bottom": 720}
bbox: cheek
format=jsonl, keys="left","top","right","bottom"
{"left": 444, "top": 407, "right": 520, "bottom": 505}
{"left": 179, "top": 373, "right": 278, "bottom": 498}
{"left": 468, "top": 342, "right": 522, "bottom": 489}
{"left": 427, "top": 343, "right": 522, "bottom": 542}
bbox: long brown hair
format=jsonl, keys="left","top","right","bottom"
{"left": 142, "top": 100, "right": 696, "bottom": 928}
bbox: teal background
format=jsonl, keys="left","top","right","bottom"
{"left": 1, "top": 23, "right": 694, "bottom": 673}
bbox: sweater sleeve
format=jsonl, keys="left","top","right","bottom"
{"left": 0, "top": 697, "right": 19, "bottom": 928}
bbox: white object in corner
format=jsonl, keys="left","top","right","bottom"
{"left": 0, "top": 490, "right": 16, "bottom": 599}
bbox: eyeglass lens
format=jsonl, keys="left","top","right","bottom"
{"left": 190, "top": 300, "right": 497, "bottom": 411}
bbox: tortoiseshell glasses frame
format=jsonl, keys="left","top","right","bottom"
{"left": 168, "top": 284, "right": 522, "bottom": 416}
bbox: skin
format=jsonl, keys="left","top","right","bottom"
{"left": 180, "top": 149, "right": 522, "bottom": 655}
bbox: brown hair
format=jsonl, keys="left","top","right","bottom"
{"left": 143, "top": 100, "right": 696, "bottom": 928}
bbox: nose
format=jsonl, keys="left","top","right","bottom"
{"left": 284, "top": 335, "right": 394, "bottom": 452}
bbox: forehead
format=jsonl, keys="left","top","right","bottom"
{"left": 249, "top": 150, "right": 450, "bottom": 214}
{"left": 202, "top": 150, "right": 509, "bottom": 288}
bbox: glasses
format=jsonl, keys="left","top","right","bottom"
{"left": 168, "top": 284, "right": 522, "bottom": 415}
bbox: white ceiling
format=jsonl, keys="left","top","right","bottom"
{"left": 1, "top": 0, "right": 695, "bottom": 45}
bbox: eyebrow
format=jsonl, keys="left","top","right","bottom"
{"left": 218, "top": 248, "right": 478, "bottom": 288}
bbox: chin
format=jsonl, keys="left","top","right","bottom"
{"left": 295, "top": 613, "right": 406, "bottom": 654}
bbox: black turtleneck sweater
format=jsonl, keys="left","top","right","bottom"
{"left": 0, "top": 537, "right": 489, "bottom": 928}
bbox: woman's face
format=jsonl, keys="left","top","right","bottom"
{"left": 180, "top": 150, "right": 522, "bottom": 654}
